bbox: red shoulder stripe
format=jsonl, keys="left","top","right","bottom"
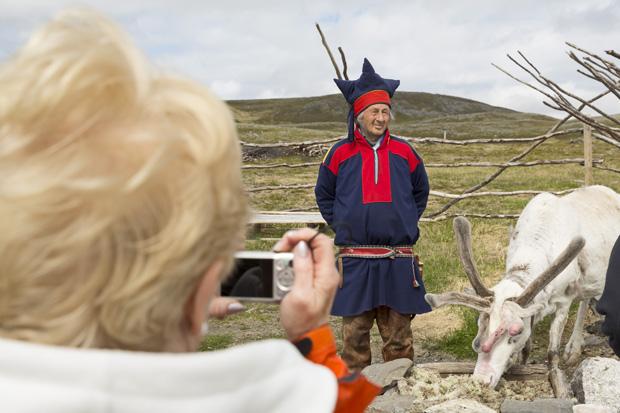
{"left": 389, "top": 138, "right": 420, "bottom": 173}
{"left": 326, "top": 142, "right": 358, "bottom": 175}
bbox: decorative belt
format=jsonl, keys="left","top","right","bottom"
{"left": 336, "top": 245, "right": 423, "bottom": 288}
{"left": 338, "top": 245, "right": 415, "bottom": 259}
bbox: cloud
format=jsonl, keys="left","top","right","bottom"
{"left": 0, "top": 0, "right": 618, "bottom": 117}
{"left": 210, "top": 80, "right": 242, "bottom": 99}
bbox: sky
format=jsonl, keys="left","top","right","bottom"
{"left": 1, "top": 0, "right": 618, "bottom": 117}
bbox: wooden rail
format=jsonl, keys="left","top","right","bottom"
{"left": 250, "top": 212, "right": 521, "bottom": 225}
{"left": 244, "top": 121, "right": 618, "bottom": 223}
{"left": 242, "top": 158, "right": 602, "bottom": 170}
{"left": 417, "top": 362, "right": 549, "bottom": 381}
{"left": 239, "top": 128, "right": 582, "bottom": 149}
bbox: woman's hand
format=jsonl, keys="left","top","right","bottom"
{"left": 273, "top": 228, "right": 339, "bottom": 340}
{"left": 207, "top": 297, "right": 245, "bottom": 320}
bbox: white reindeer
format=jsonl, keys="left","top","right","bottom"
{"left": 425, "top": 185, "right": 620, "bottom": 397}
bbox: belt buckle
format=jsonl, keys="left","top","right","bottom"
{"left": 387, "top": 247, "right": 397, "bottom": 259}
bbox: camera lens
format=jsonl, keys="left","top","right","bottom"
{"left": 275, "top": 258, "right": 294, "bottom": 293}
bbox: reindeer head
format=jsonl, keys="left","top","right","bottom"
{"left": 424, "top": 216, "right": 585, "bottom": 388}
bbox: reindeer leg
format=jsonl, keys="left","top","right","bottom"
{"left": 547, "top": 304, "right": 571, "bottom": 398}
{"left": 520, "top": 337, "right": 532, "bottom": 365}
{"left": 589, "top": 298, "right": 599, "bottom": 314}
{"left": 520, "top": 318, "right": 534, "bottom": 365}
{"left": 563, "top": 299, "right": 588, "bottom": 365}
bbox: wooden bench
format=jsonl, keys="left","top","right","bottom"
{"left": 249, "top": 212, "right": 327, "bottom": 240}
{"left": 251, "top": 212, "right": 325, "bottom": 225}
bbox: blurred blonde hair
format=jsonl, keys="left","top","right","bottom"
{"left": 0, "top": 10, "right": 248, "bottom": 351}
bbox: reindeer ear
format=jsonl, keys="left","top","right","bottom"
{"left": 508, "top": 320, "right": 524, "bottom": 336}
{"left": 504, "top": 300, "right": 544, "bottom": 318}
{"left": 463, "top": 287, "right": 476, "bottom": 295}
{"left": 519, "top": 303, "right": 545, "bottom": 318}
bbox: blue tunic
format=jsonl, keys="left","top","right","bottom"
{"left": 315, "top": 129, "right": 432, "bottom": 317}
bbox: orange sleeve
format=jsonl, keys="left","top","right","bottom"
{"left": 293, "top": 324, "right": 380, "bottom": 413}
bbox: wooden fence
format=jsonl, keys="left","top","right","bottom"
{"left": 243, "top": 116, "right": 619, "bottom": 226}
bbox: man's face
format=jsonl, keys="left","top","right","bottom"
{"left": 359, "top": 103, "right": 390, "bottom": 139}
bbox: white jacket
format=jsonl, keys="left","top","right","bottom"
{"left": 0, "top": 337, "right": 337, "bottom": 412}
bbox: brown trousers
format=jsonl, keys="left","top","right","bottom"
{"left": 342, "top": 306, "right": 414, "bottom": 372}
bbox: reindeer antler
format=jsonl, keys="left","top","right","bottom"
{"left": 515, "top": 236, "right": 586, "bottom": 306}
{"left": 425, "top": 292, "right": 491, "bottom": 313}
{"left": 453, "top": 217, "right": 494, "bottom": 297}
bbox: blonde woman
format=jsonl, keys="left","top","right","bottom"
{"left": 0, "top": 10, "right": 378, "bottom": 412}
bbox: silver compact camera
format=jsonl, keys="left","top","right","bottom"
{"left": 220, "top": 251, "right": 295, "bottom": 302}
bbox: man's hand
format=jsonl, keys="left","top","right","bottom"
{"left": 273, "top": 228, "right": 339, "bottom": 340}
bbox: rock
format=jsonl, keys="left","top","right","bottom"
{"left": 424, "top": 399, "right": 495, "bottom": 413}
{"left": 366, "top": 394, "right": 416, "bottom": 413}
{"left": 500, "top": 398, "right": 574, "bottom": 413}
{"left": 573, "top": 404, "right": 616, "bottom": 413}
{"left": 571, "top": 357, "right": 620, "bottom": 410}
{"left": 362, "top": 358, "right": 413, "bottom": 387}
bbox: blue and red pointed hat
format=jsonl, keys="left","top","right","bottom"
{"left": 334, "top": 58, "right": 400, "bottom": 139}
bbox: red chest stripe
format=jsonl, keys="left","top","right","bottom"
{"left": 361, "top": 145, "right": 392, "bottom": 204}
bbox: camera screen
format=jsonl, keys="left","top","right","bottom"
{"left": 221, "top": 258, "right": 274, "bottom": 299}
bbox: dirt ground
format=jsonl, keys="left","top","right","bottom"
{"left": 205, "top": 302, "right": 462, "bottom": 361}
{"left": 208, "top": 300, "right": 616, "bottom": 364}
{"left": 207, "top": 299, "right": 618, "bottom": 411}
{"left": 205, "top": 300, "right": 619, "bottom": 413}
{"left": 207, "top": 300, "right": 617, "bottom": 379}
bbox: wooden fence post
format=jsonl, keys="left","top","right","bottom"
{"left": 583, "top": 123, "right": 593, "bottom": 186}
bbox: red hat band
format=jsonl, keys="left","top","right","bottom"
{"left": 353, "top": 90, "right": 391, "bottom": 116}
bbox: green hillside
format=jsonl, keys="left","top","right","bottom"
{"left": 228, "top": 91, "right": 534, "bottom": 125}
{"left": 228, "top": 91, "right": 558, "bottom": 143}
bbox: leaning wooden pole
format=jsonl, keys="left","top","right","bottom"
{"left": 338, "top": 46, "right": 349, "bottom": 80}
{"left": 315, "top": 23, "right": 342, "bottom": 80}
{"left": 583, "top": 123, "right": 593, "bottom": 186}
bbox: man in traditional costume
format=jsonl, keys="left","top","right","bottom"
{"left": 598, "top": 234, "right": 620, "bottom": 356}
{"left": 315, "top": 59, "right": 432, "bottom": 371}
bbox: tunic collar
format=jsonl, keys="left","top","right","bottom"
{"left": 354, "top": 128, "right": 390, "bottom": 149}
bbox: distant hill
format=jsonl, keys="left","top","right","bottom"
{"left": 227, "top": 91, "right": 520, "bottom": 125}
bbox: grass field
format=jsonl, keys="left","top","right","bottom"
{"left": 205, "top": 92, "right": 620, "bottom": 360}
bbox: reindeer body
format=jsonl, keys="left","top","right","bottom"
{"left": 426, "top": 185, "right": 620, "bottom": 396}
{"left": 505, "top": 186, "right": 618, "bottom": 308}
